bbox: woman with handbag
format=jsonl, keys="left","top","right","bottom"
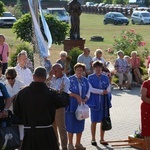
{"left": 65, "top": 63, "right": 90, "bottom": 150}
{"left": 87, "top": 60, "right": 112, "bottom": 146}
{"left": 0, "top": 34, "right": 9, "bottom": 74}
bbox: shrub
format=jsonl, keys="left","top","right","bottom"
{"left": 113, "top": 29, "right": 147, "bottom": 56}
{"left": 13, "top": 13, "right": 69, "bottom": 45}
{"left": 68, "top": 47, "right": 83, "bottom": 75}
{"left": 0, "top": 1, "right": 5, "bottom": 16}
{"left": 9, "top": 42, "right": 33, "bottom": 67}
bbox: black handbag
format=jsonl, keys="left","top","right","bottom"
{"left": 102, "top": 94, "right": 112, "bottom": 131}
{"left": 0, "top": 125, "right": 20, "bottom": 150}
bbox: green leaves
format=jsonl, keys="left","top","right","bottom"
{"left": 113, "top": 29, "right": 144, "bottom": 56}
{"left": 0, "top": 1, "right": 5, "bottom": 16}
{"left": 13, "top": 13, "right": 69, "bottom": 45}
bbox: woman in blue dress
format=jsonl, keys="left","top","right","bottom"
{"left": 87, "top": 60, "right": 111, "bottom": 146}
{"left": 66, "top": 63, "right": 90, "bottom": 150}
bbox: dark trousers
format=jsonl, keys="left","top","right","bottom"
{"left": 2, "top": 63, "right": 8, "bottom": 74}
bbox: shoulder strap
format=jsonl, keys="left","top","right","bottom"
{"left": 1, "top": 45, "right": 4, "bottom": 55}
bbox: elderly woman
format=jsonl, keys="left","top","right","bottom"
{"left": 114, "top": 50, "right": 132, "bottom": 90}
{"left": 65, "top": 63, "right": 90, "bottom": 150}
{"left": 56, "top": 51, "right": 71, "bottom": 76}
{"left": 140, "top": 79, "right": 150, "bottom": 150}
{"left": 0, "top": 34, "right": 9, "bottom": 74}
{"left": 92, "top": 49, "right": 106, "bottom": 64}
{"left": 4, "top": 67, "right": 25, "bottom": 111}
{"left": 87, "top": 61, "right": 111, "bottom": 146}
{"left": 93, "top": 49, "right": 112, "bottom": 83}
{"left": 130, "top": 51, "right": 143, "bottom": 86}
{"left": 4, "top": 67, "right": 25, "bottom": 150}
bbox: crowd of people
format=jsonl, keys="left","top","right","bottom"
{"left": 0, "top": 33, "right": 150, "bottom": 150}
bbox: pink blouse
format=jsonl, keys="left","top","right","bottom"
{"left": 130, "top": 57, "right": 140, "bottom": 68}
{"left": 0, "top": 43, "right": 9, "bottom": 63}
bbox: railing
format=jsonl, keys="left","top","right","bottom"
{"left": 81, "top": 5, "right": 150, "bottom": 16}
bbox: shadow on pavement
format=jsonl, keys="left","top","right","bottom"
{"left": 95, "top": 145, "right": 114, "bottom": 149}
{"left": 111, "top": 87, "right": 141, "bottom": 97}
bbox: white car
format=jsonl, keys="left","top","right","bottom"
{"left": 46, "top": 8, "right": 70, "bottom": 23}
{"left": 85, "top": 2, "right": 94, "bottom": 7}
{"left": 0, "top": 12, "right": 17, "bottom": 27}
{"left": 131, "top": 11, "right": 150, "bottom": 24}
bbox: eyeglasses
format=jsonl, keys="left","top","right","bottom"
{"left": 6, "top": 77, "right": 15, "bottom": 80}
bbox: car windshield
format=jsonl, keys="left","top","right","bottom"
{"left": 141, "top": 13, "right": 150, "bottom": 17}
{"left": 114, "top": 13, "right": 124, "bottom": 17}
{"left": 3, "top": 12, "right": 13, "bottom": 17}
{"left": 50, "top": 10, "right": 67, "bottom": 16}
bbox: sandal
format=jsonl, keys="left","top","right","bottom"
{"left": 91, "top": 140, "right": 97, "bottom": 146}
{"left": 75, "top": 144, "right": 86, "bottom": 150}
{"left": 100, "top": 140, "right": 108, "bottom": 145}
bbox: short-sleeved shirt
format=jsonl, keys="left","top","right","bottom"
{"left": 0, "top": 43, "right": 9, "bottom": 63}
{"left": 130, "top": 57, "right": 140, "bottom": 68}
{"left": 77, "top": 54, "right": 92, "bottom": 70}
{"left": 92, "top": 57, "right": 106, "bottom": 64}
{"left": 48, "top": 74, "right": 70, "bottom": 93}
{"left": 142, "top": 80, "right": 150, "bottom": 100}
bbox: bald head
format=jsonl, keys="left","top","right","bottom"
{"left": 52, "top": 63, "right": 63, "bottom": 78}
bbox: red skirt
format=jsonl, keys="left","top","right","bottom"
{"left": 141, "top": 102, "right": 150, "bottom": 136}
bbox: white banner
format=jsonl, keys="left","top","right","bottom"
{"left": 28, "top": 0, "right": 50, "bottom": 57}
{"left": 38, "top": 0, "right": 52, "bottom": 49}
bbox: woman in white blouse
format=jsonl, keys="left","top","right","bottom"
{"left": 4, "top": 67, "right": 25, "bottom": 111}
{"left": 5, "top": 67, "right": 25, "bottom": 150}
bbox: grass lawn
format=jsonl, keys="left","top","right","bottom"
{"left": 0, "top": 13, "right": 149, "bottom": 64}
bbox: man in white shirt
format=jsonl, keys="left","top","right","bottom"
{"left": 15, "top": 51, "right": 33, "bottom": 86}
{"left": 77, "top": 47, "right": 93, "bottom": 76}
{"left": 47, "top": 63, "right": 70, "bottom": 150}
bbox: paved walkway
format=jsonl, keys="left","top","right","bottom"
{"left": 80, "top": 87, "right": 141, "bottom": 150}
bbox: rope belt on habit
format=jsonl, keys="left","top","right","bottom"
{"left": 24, "top": 124, "right": 52, "bottom": 129}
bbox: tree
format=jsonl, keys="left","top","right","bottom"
{"left": 113, "top": 0, "right": 127, "bottom": 4}
{"left": 103, "top": 0, "right": 113, "bottom": 4}
{"left": 0, "top": 1, "right": 5, "bottom": 16}
{"left": 13, "top": 13, "right": 69, "bottom": 45}
{"left": 144, "top": 0, "right": 150, "bottom": 7}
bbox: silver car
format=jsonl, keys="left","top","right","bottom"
{"left": 131, "top": 11, "right": 150, "bottom": 24}
{"left": 0, "top": 12, "right": 17, "bottom": 27}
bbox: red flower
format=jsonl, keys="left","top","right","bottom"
{"left": 130, "top": 29, "right": 135, "bottom": 33}
{"left": 138, "top": 41, "right": 146, "bottom": 46}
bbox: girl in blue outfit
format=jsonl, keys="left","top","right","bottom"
{"left": 65, "top": 63, "right": 90, "bottom": 150}
{"left": 87, "top": 60, "right": 111, "bottom": 146}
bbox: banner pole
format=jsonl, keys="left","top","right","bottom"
{"left": 32, "top": 0, "right": 42, "bottom": 68}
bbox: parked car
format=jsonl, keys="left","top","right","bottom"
{"left": 85, "top": 2, "right": 94, "bottom": 7}
{"left": 45, "top": 8, "right": 70, "bottom": 23}
{"left": 131, "top": 11, "right": 150, "bottom": 24}
{"left": 103, "top": 12, "right": 129, "bottom": 25}
{"left": 3, "top": 12, "right": 15, "bottom": 17}
{"left": 0, "top": 12, "right": 17, "bottom": 27}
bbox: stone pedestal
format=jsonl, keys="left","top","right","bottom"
{"left": 64, "top": 38, "right": 85, "bottom": 52}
